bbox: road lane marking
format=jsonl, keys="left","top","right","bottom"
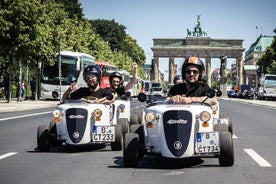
{"left": 0, "top": 152, "right": 17, "bottom": 160}
{"left": 232, "top": 134, "right": 238, "bottom": 139}
{"left": 0, "top": 111, "right": 52, "bottom": 122}
{"left": 244, "top": 149, "right": 272, "bottom": 167}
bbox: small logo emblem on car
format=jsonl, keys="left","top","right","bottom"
{"left": 174, "top": 141, "right": 182, "bottom": 150}
{"left": 167, "top": 119, "right": 188, "bottom": 124}
{"left": 73, "top": 131, "right": 79, "bottom": 138}
{"left": 69, "top": 115, "right": 84, "bottom": 119}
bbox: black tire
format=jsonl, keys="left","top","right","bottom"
{"left": 130, "top": 112, "right": 139, "bottom": 125}
{"left": 111, "top": 124, "right": 123, "bottom": 151}
{"left": 37, "top": 125, "right": 50, "bottom": 152}
{"left": 49, "top": 121, "right": 63, "bottom": 147}
{"left": 137, "top": 110, "right": 142, "bottom": 123}
{"left": 214, "top": 123, "right": 228, "bottom": 132}
{"left": 123, "top": 133, "right": 139, "bottom": 167}
{"left": 219, "top": 131, "right": 234, "bottom": 166}
{"left": 228, "top": 118, "right": 233, "bottom": 135}
{"left": 118, "top": 118, "right": 129, "bottom": 135}
{"left": 130, "top": 124, "right": 145, "bottom": 158}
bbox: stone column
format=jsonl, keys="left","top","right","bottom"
{"left": 237, "top": 57, "right": 243, "bottom": 85}
{"left": 205, "top": 56, "right": 211, "bottom": 86}
{"left": 153, "top": 57, "right": 159, "bottom": 82}
{"left": 169, "top": 57, "right": 175, "bottom": 84}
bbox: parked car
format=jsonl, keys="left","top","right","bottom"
{"left": 227, "top": 90, "right": 237, "bottom": 98}
{"left": 237, "top": 84, "right": 251, "bottom": 98}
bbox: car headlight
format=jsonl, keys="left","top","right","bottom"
{"left": 200, "top": 111, "right": 211, "bottom": 122}
{"left": 52, "top": 110, "right": 61, "bottom": 122}
{"left": 93, "top": 109, "right": 102, "bottom": 118}
{"left": 118, "top": 104, "right": 125, "bottom": 113}
{"left": 53, "top": 110, "right": 61, "bottom": 118}
{"left": 145, "top": 112, "right": 155, "bottom": 123}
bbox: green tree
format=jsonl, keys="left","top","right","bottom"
{"left": 55, "top": 0, "right": 83, "bottom": 20}
{"left": 89, "top": 19, "right": 146, "bottom": 77}
{"left": 257, "top": 28, "right": 276, "bottom": 76}
{"left": 90, "top": 19, "right": 127, "bottom": 52}
{"left": 123, "top": 35, "right": 146, "bottom": 66}
{"left": 0, "top": 0, "right": 79, "bottom": 100}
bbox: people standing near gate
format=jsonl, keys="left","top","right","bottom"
{"left": 21, "top": 80, "right": 27, "bottom": 100}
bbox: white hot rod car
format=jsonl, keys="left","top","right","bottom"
{"left": 37, "top": 94, "right": 124, "bottom": 152}
{"left": 123, "top": 91, "right": 234, "bottom": 167}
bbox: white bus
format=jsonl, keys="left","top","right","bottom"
{"left": 40, "top": 50, "right": 95, "bottom": 99}
{"left": 259, "top": 74, "right": 276, "bottom": 100}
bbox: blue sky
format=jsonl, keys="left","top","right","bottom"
{"left": 79, "top": 0, "right": 276, "bottom": 76}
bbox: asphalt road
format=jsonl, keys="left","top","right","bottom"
{"left": 0, "top": 99, "right": 275, "bottom": 184}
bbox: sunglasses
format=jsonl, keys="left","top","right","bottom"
{"left": 186, "top": 70, "right": 199, "bottom": 74}
{"left": 84, "top": 75, "right": 97, "bottom": 82}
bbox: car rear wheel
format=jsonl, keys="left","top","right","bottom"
{"left": 130, "top": 110, "right": 142, "bottom": 125}
{"left": 118, "top": 118, "right": 129, "bottom": 135}
{"left": 111, "top": 124, "right": 123, "bottom": 151}
{"left": 228, "top": 118, "right": 233, "bottom": 135}
{"left": 37, "top": 125, "right": 50, "bottom": 152}
{"left": 218, "top": 131, "right": 234, "bottom": 166}
{"left": 123, "top": 133, "right": 139, "bottom": 167}
{"left": 214, "top": 123, "right": 228, "bottom": 132}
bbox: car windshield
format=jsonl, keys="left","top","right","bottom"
{"left": 152, "top": 83, "right": 161, "bottom": 88}
{"left": 152, "top": 87, "right": 162, "bottom": 91}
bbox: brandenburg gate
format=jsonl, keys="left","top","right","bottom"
{"left": 151, "top": 15, "right": 245, "bottom": 88}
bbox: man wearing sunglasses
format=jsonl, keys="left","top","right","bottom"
{"left": 167, "top": 56, "right": 216, "bottom": 104}
{"left": 62, "top": 64, "right": 114, "bottom": 104}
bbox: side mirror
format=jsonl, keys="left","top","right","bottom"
{"left": 137, "top": 93, "right": 147, "bottom": 102}
{"left": 125, "top": 91, "right": 131, "bottom": 98}
{"left": 206, "top": 89, "right": 216, "bottom": 98}
{"left": 216, "top": 90, "right": 222, "bottom": 97}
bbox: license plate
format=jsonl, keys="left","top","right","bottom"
{"left": 196, "top": 132, "right": 220, "bottom": 153}
{"left": 92, "top": 126, "right": 115, "bottom": 142}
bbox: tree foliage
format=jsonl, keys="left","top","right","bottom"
{"left": 90, "top": 19, "right": 127, "bottom": 52}
{"left": 89, "top": 19, "right": 146, "bottom": 75}
{"left": 0, "top": 0, "right": 147, "bottom": 100}
{"left": 257, "top": 28, "right": 276, "bottom": 76}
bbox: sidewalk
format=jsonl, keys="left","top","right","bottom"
{"left": 220, "top": 97, "right": 276, "bottom": 108}
{"left": 0, "top": 98, "right": 59, "bottom": 112}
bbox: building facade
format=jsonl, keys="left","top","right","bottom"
{"left": 243, "top": 35, "right": 273, "bottom": 89}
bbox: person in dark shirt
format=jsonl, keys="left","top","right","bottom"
{"left": 173, "top": 75, "right": 182, "bottom": 85}
{"left": 62, "top": 64, "right": 114, "bottom": 104}
{"left": 167, "top": 56, "right": 216, "bottom": 104}
{"left": 106, "top": 62, "right": 138, "bottom": 98}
